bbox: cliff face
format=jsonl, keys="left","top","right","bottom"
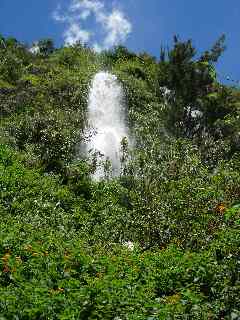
{"left": 0, "top": 37, "right": 240, "bottom": 319}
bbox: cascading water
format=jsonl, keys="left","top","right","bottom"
{"left": 86, "top": 71, "right": 128, "bottom": 179}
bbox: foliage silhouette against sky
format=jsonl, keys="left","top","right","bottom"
{"left": 0, "top": 0, "right": 239, "bottom": 82}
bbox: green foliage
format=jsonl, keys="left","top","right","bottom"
{"left": 120, "top": 138, "right": 240, "bottom": 250}
{"left": 101, "top": 45, "right": 137, "bottom": 66}
{"left": 201, "top": 34, "right": 226, "bottom": 63}
{"left": 0, "top": 50, "right": 22, "bottom": 83}
{"left": 37, "top": 38, "right": 55, "bottom": 56}
{"left": 0, "top": 35, "right": 240, "bottom": 318}
{"left": 10, "top": 109, "right": 83, "bottom": 171}
{"left": 157, "top": 36, "right": 235, "bottom": 146}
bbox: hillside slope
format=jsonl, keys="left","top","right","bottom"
{"left": 0, "top": 36, "right": 240, "bottom": 319}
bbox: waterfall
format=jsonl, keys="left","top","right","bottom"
{"left": 86, "top": 71, "right": 128, "bottom": 179}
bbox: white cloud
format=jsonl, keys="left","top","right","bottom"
{"left": 79, "top": 10, "right": 90, "bottom": 20}
{"left": 102, "top": 9, "right": 132, "bottom": 48}
{"left": 52, "top": 5, "right": 67, "bottom": 22}
{"left": 64, "top": 23, "right": 91, "bottom": 45}
{"left": 70, "top": 0, "right": 104, "bottom": 14}
{"left": 53, "top": 0, "right": 132, "bottom": 50}
{"left": 93, "top": 43, "right": 103, "bottom": 53}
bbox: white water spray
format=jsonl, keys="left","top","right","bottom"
{"left": 86, "top": 71, "right": 128, "bottom": 179}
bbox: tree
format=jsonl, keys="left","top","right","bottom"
{"left": 37, "top": 38, "right": 55, "bottom": 56}
{"left": 102, "top": 45, "right": 136, "bottom": 64}
{"left": 200, "top": 34, "right": 226, "bottom": 63}
{"left": 158, "top": 36, "right": 229, "bottom": 140}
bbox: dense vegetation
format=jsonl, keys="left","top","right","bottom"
{"left": 0, "top": 34, "right": 240, "bottom": 319}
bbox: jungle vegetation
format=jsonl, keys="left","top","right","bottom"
{"left": 0, "top": 34, "right": 240, "bottom": 319}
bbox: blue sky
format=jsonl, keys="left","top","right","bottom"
{"left": 0, "top": 0, "right": 239, "bottom": 84}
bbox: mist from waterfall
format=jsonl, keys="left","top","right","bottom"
{"left": 86, "top": 71, "right": 128, "bottom": 179}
